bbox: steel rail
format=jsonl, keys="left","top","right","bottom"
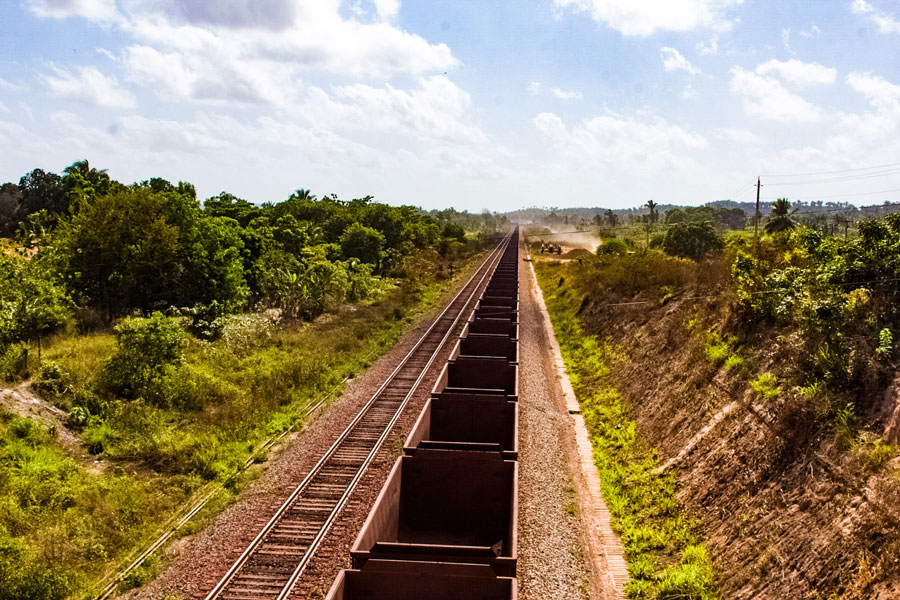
{"left": 205, "top": 231, "right": 512, "bottom": 600}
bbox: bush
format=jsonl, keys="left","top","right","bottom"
{"left": 33, "top": 361, "right": 70, "bottom": 396}
{"left": 102, "top": 312, "right": 187, "bottom": 401}
{"left": 663, "top": 222, "right": 723, "bottom": 261}
{"left": 0, "top": 343, "right": 29, "bottom": 381}
{"left": 597, "top": 238, "right": 628, "bottom": 256}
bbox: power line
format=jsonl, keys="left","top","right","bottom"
{"left": 767, "top": 167, "right": 900, "bottom": 186}
{"left": 762, "top": 187, "right": 900, "bottom": 201}
{"left": 761, "top": 161, "right": 900, "bottom": 178}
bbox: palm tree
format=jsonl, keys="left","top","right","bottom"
{"left": 291, "top": 188, "right": 316, "bottom": 201}
{"left": 646, "top": 200, "right": 658, "bottom": 224}
{"left": 604, "top": 209, "right": 619, "bottom": 227}
{"left": 765, "top": 198, "right": 797, "bottom": 233}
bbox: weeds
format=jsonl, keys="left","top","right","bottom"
{"left": 535, "top": 261, "right": 720, "bottom": 600}
{"left": 749, "top": 372, "right": 780, "bottom": 402}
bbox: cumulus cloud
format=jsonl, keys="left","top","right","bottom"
{"left": 302, "top": 75, "right": 489, "bottom": 145}
{"left": 25, "top": 0, "right": 119, "bottom": 23}
{"left": 42, "top": 65, "right": 136, "bottom": 107}
{"left": 765, "top": 72, "right": 900, "bottom": 186}
{"left": 533, "top": 110, "right": 708, "bottom": 172}
{"left": 30, "top": 0, "right": 458, "bottom": 106}
{"left": 851, "top": 0, "right": 900, "bottom": 33}
{"left": 756, "top": 58, "right": 837, "bottom": 87}
{"left": 660, "top": 47, "right": 701, "bottom": 75}
{"left": 553, "top": 0, "right": 744, "bottom": 36}
{"left": 730, "top": 66, "right": 823, "bottom": 122}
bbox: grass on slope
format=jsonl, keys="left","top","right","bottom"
{"left": 534, "top": 259, "right": 720, "bottom": 600}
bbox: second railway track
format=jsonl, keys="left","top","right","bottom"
{"left": 204, "top": 232, "right": 515, "bottom": 600}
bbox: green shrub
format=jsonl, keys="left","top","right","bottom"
{"left": 0, "top": 343, "right": 29, "bottom": 381}
{"left": 598, "top": 238, "right": 628, "bottom": 256}
{"left": 82, "top": 416, "right": 118, "bottom": 454}
{"left": 0, "top": 527, "right": 69, "bottom": 600}
{"left": 834, "top": 403, "right": 857, "bottom": 450}
{"left": 703, "top": 333, "right": 730, "bottom": 366}
{"left": 33, "top": 360, "right": 70, "bottom": 396}
{"left": 102, "top": 312, "right": 186, "bottom": 400}
{"left": 663, "top": 222, "right": 723, "bottom": 261}
{"left": 750, "top": 372, "right": 780, "bottom": 401}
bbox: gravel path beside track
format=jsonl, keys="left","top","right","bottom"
{"left": 516, "top": 245, "right": 602, "bottom": 600}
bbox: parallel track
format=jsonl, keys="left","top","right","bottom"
{"left": 204, "top": 232, "right": 514, "bottom": 600}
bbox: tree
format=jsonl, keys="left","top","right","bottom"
{"left": 62, "top": 159, "right": 111, "bottom": 211}
{"left": 55, "top": 186, "right": 247, "bottom": 318}
{"left": 0, "top": 255, "right": 70, "bottom": 359}
{"left": 765, "top": 198, "right": 797, "bottom": 234}
{"left": 604, "top": 209, "right": 619, "bottom": 227}
{"left": 0, "top": 183, "right": 22, "bottom": 236}
{"left": 441, "top": 222, "right": 466, "bottom": 243}
{"left": 662, "top": 222, "right": 723, "bottom": 260}
{"left": 340, "top": 222, "right": 385, "bottom": 266}
{"left": 18, "top": 168, "right": 65, "bottom": 218}
{"left": 646, "top": 200, "right": 659, "bottom": 225}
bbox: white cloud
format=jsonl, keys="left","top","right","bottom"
{"left": 681, "top": 84, "right": 699, "bottom": 99}
{"left": 729, "top": 66, "right": 823, "bottom": 122}
{"left": 553, "top": 0, "right": 744, "bottom": 36}
{"left": 0, "top": 77, "right": 25, "bottom": 92}
{"left": 713, "top": 127, "right": 762, "bottom": 144}
{"left": 846, "top": 71, "right": 900, "bottom": 109}
{"left": 529, "top": 82, "right": 583, "bottom": 99}
{"left": 696, "top": 35, "right": 719, "bottom": 56}
{"left": 25, "top": 0, "right": 119, "bottom": 23}
{"left": 660, "top": 46, "right": 701, "bottom": 75}
{"left": 30, "top": 0, "right": 458, "bottom": 107}
{"left": 42, "top": 65, "right": 136, "bottom": 108}
{"left": 851, "top": 0, "right": 900, "bottom": 33}
{"left": 800, "top": 24, "right": 822, "bottom": 38}
{"left": 302, "top": 75, "right": 489, "bottom": 145}
{"left": 551, "top": 87, "right": 584, "bottom": 100}
{"left": 781, "top": 27, "right": 796, "bottom": 54}
{"left": 764, "top": 72, "right": 900, "bottom": 189}
{"left": 533, "top": 110, "right": 708, "bottom": 172}
{"left": 373, "top": 0, "right": 402, "bottom": 22}
{"left": 0, "top": 102, "right": 9, "bottom": 114}
{"left": 756, "top": 59, "right": 837, "bottom": 87}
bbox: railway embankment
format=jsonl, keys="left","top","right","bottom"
{"left": 533, "top": 242, "right": 900, "bottom": 599}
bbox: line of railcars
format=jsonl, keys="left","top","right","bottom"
{"left": 325, "top": 230, "right": 521, "bottom": 599}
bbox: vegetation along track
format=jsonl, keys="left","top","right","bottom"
{"left": 204, "top": 231, "right": 515, "bottom": 600}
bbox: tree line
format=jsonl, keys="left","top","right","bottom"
{"left": 1, "top": 160, "right": 497, "bottom": 355}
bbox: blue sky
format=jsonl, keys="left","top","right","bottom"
{"left": 1, "top": 0, "right": 900, "bottom": 211}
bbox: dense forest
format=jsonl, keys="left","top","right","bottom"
{"left": 0, "top": 160, "right": 504, "bottom": 599}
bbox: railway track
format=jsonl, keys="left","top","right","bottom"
{"left": 204, "top": 232, "right": 514, "bottom": 600}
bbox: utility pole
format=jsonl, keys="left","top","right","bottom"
{"left": 754, "top": 177, "right": 761, "bottom": 256}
